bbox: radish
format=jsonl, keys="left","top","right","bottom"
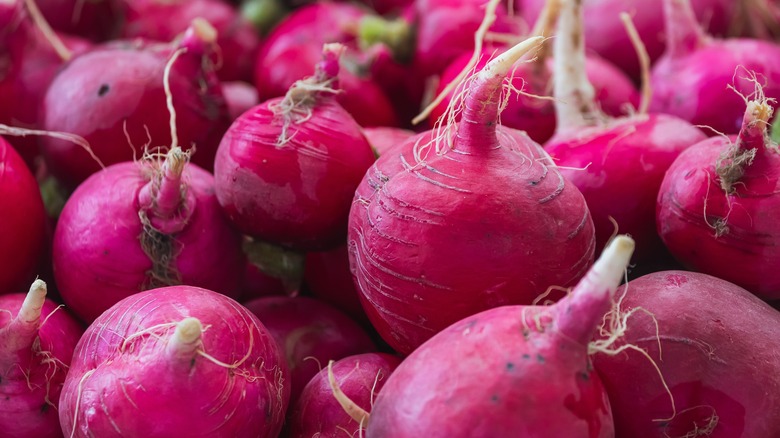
{"left": 215, "top": 43, "right": 377, "bottom": 252}
{"left": 657, "top": 93, "right": 780, "bottom": 299}
{"left": 517, "top": 0, "right": 734, "bottom": 80}
{"left": 348, "top": 35, "right": 596, "bottom": 354}
{"left": 35, "top": 0, "right": 124, "bottom": 41}
{"left": 222, "top": 81, "right": 260, "bottom": 121}
{"left": 0, "top": 280, "right": 83, "bottom": 438}
{"left": 253, "top": 2, "right": 399, "bottom": 127}
{"left": 365, "top": 235, "right": 634, "bottom": 436}
{"left": 243, "top": 296, "right": 376, "bottom": 403}
{"left": 649, "top": 0, "right": 780, "bottom": 135}
{"left": 123, "top": 0, "right": 261, "bottom": 82}
{"left": 544, "top": 1, "right": 707, "bottom": 263}
{"left": 362, "top": 126, "right": 415, "bottom": 156}
{"left": 41, "top": 18, "right": 230, "bottom": 188}
{"left": 0, "top": 136, "right": 46, "bottom": 294}
{"left": 305, "top": 244, "right": 370, "bottom": 325}
{"left": 53, "top": 143, "right": 245, "bottom": 322}
{"left": 288, "top": 353, "right": 402, "bottom": 438}
{"left": 592, "top": 270, "right": 780, "bottom": 437}
{"left": 59, "top": 285, "right": 290, "bottom": 438}
{"left": 239, "top": 260, "right": 286, "bottom": 303}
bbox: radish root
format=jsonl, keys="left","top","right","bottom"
{"left": 327, "top": 360, "right": 371, "bottom": 427}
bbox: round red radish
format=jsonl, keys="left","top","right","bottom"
{"left": 650, "top": 0, "right": 780, "bottom": 135}
{"left": 0, "top": 137, "right": 46, "bottom": 294}
{"left": 243, "top": 296, "right": 376, "bottom": 403}
{"left": 288, "top": 353, "right": 402, "bottom": 438}
{"left": 41, "top": 19, "right": 230, "bottom": 188}
{"left": 348, "top": 36, "right": 596, "bottom": 355}
{"left": 254, "top": 2, "right": 399, "bottom": 127}
{"left": 593, "top": 271, "right": 780, "bottom": 437}
{"left": 544, "top": 0, "right": 706, "bottom": 263}
{"left": 0, "top": 280, "right": 83, "bottom": 438}
{"left": 59, "top": 285, "right": 290, "bottom": 438}
{"left": 53, "top": 147, "right": 245, "bottom": 323}
{"left": 657, "top": 96, "right": 780, "bottom": 299}
{"left": 123, "top": 0, "right": 261, "bottom": 82}
{"left": 362, "top": 126, "right": 415, "bottom": 156}
{"left": 365, "top": 235, "right": 634, "bottom": 437}
{"left": 216, "top": 44, "right": 376, "bottom": 251}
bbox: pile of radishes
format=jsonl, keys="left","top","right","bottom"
{"left": 2, "top": 0, "right": 780, "bottom": 436}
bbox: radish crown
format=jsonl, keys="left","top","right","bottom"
{"left": 662, "top": 0, "right": 708, "bottom": 59}
{"left": 0, "top": 279, "right": 47, "bottom": 355}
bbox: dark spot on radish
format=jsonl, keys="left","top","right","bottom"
{"left": 40, "top": 403, "right": 49, "bottom": 414}
{"left": 491, "top": 394, "right": 500, "bottom": 403}
{"left": 506, "top": 362, "right": 515, "bottom": 371}
{"left": 522, "top": 353, "right": 531, "bottom": 360}
{"left": 98, "top": 84, "right": 109, "bottom": 96}
{"left": 536, "top": 354, "right": 545, "bottom": 364}
{"left": 190, "top": 358, "right": 196, "bottom": 368}
{"left": 578, "top": 371, "right": 589, "bottom": 381}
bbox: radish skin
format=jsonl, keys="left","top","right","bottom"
{"left": 365, "top": 236, "right": 635, "bottom": 437}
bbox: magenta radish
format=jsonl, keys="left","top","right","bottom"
{"left": 216, "top": 43, "right": 376, "bottom": 252}
{"left": 35, "top": 0, "right": 124, "bottom": 41}
{"left": 243, "top": 296, "right": 376, "bottom": 403}
{"left": 41, "top": 19, "right": 230, "bottom": 189}
{"left": 305, "top": 244, "right": 369, "bottom": 325}
{"left": 544, "top": 1, "right": 706, "bottom": 263}
{"left": 288, "top": 353, "right": 402, "bottom": 438}
{"left": 517, "top": 0, "right": 734, "bottom": 80}
{"left": 223, "top": 81, "right": 260, "bottom": 120}
{"left": 362, "top": 127, "right": 415, "bottom": 156}
{"left": 592, "top": 271, "right": 780, "bottom": 437}
{"left": 657, "top": 95, "right": 780, "bottom": 299}
{"left": 0, "top": 280, "right": 83, "bottom": 438}
{"left": 253, "top": 2, "right": 399, "bottom": 127}
{"left": 59, "top": 285, "right": 290, "bottom": 438}
{"left": 365, "top": 235, "right": 634, "bottom": 437}
{"left": 649, "top": 0, "right": 780, "bottom": 135}
{"left": 123, "top": 0, "right": 261, "bottom": 82}
{"left": 53, "top": 146, "right": 245, "bottom": 323}
{"left": 348, "top": 36, "right": 596, "bottom": 355}
{"left": 0, "top": 137, "right": 46, "bottom": 294}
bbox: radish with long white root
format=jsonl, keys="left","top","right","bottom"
{"left": 288, "top": 353, "right": 402, "bottom": 438}
{"left": 593, "top": 271, "right": 780, "bottom": 437}
{"left": 365, "top": 235, "right": 634, "bottom": 437}
{"left": 0, "top": 280, "right": 84, "bottom": 438}
{"left": 59, "top": 285, "right": 290, "bottom": 437}
{"left": 0, "top": 136, "right": 46, "bottom": 294}
{"left": 543, "top": 1, "right": 706, "bottom": 263}
{"left": 53, "top": 145, "right": 245, "bottom": 323}
{"left": 657, "top": 93, "right": 780, "bottom": 299}
{"left": 348, "top": 36, "right": 596, "bottom": 355}
{"left": 41, "top": 18, "right": 230, "bottom": 188}
{"left": 650, "top": 0, "right": 780, "bottom": 135}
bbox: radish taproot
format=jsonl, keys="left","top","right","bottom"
{"left": 657, "top": 93, "right": 780, "bottom": 299}
{"left": 544, "top": 2, "right": 706, "bottom": 263}
{"left": 365, "top": 235, "right": 635, "bottom": 437}
{"left": 348, "top": 35, "right": 596, "bottom": 354}
{"left": 41, "top": 18, "right": 230, "bottom": 188}
{"left": 288, "top": 353, "right": 402, "bottom": 438}
{"left": 59, "top": 285, "right": 290, "bottom": 438}
{"left": 0, "top": 136, "right": 46, "bottom": 294}
{"left": 243, "top": 296, "right": 376, "bottom": 403}
{"left": 53, "top": 146, "right": 245, "bottom": 323}
{"left": 216, "top": 43, "right": 376, "bottom": 252}
{"left": 0, "top": 280, "right": 83, "bottom": 438}
{"left": 593, "top": 271, "right": 780, "bottom": 437}
{"left": 649, "top": 0, "right": 780, "bottom": 135}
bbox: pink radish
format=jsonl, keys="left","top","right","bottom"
{"left": 544, "top": 1, "right": 706, "bottom": 263}
{"left": 657, "top": 93, "right": 780, "bottom": 299}
{"left": 53, "top": 144, "right": 245, "bottom": 323}
{"left": 348, "top": 35, "right": 596, "bottom": 355}
{"left": 593, "top": 270, "right": 780, "bottom": 437}
{"left": 649, "top": 0, "right": 780, "bottom": 135}
{"left": 0, "top": 280, "right": 84, "bottom": 438}
{"left": 243, "top": 296, "right": 376, "bottom": 403}
{"left": 123, "top": 0, "right": 261, "bottom": 82}
{"left": 59, "top": 285, "right": 290, "bottom": 438}
{"left": 362, "top": 126, "right": 415, "bottom": 156}
{"left": 365, "top": 235, "right": 635, "bottom": 437}
{"left": 41, "top": 18, "right": 230, "bottom": 188}
{"left": 222, "top": 81, "right": 260, "bottom": 121}
{"left": 288, "top": 353, "right": 402, "bottom": 438}
{"left": 0, "top": 136, "right": 46, "bottom": 294}
{"left": 215, "top": 43, "right": 376, "bottom": 252}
